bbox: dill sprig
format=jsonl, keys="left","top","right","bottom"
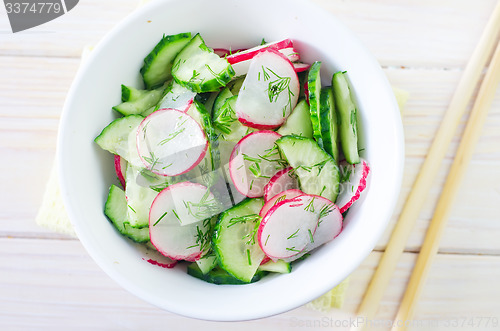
{"left": 153, "top": 211, "right": 168, "bottom": 226}
{"left": 340, "top": 167, "right": 352, "bottom": 183}
{"left": 287, "top": 228, "right": 300, "bottom": 240}
{"left": 186, "top": 222, "right": 212, "bottom": 252}
{"left": 318, "top": 203, "right": 335, "bottom": 219}
{"left": 143, "top": 151, "right": 162, "bottom": 172}
{"left": 213, "top": 101, "right": 237, "bottom": 135}
{"left": 260, "top": 66, "right": 295, "bottom": 117}
{"left": 304, "top": 197, "right": 316, "bottom": 213}
{"left": 227, "top": 214, "right": 260, "bottom": 228}
{"left": 158, "top": 127, "right": 185, "bottom": 146}
{"left": 228, "top": 214, "right": 261, "bottom": 246}
{"left": 184, "top": 189, "right": 220, "bottom": 220}
{"left": 205, "top": 64, "right": 226, "bottom": 86}
{"left": 289, "top": 159, "right": 329, "bottom": 177}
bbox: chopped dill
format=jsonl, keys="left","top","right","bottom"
{"left": 246, "top": 249, "right": 252, "bottom": 265}
{"left": 153, "top": 211, "right": 168, "bottom": 226}
{"left": 287, "top": 228, "right": 300, "bottom": 240}
{"left": 308, "top": 229, "right": 314, "bottom": 243}
{"left": 304, "top": 197, "right": 316, "bottom": 212}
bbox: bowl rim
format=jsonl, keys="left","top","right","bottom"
{"left": 58, "top": 0, "right": 405, "bottom": 321}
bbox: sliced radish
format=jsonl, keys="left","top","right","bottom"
{"left": 263, "top": 167, "right": 299, "bottom": 201}
{"left": 260, "top": 255, "right": 271, "bottom": 265}
{"left": 259, "top": 188, "right": 304, "bottom": 218}
{"left": 213, "top": 48, "right": 231, "bottom": 57}
{"left": 235, "top": 49, "right": 300, "bottom": 129}
{"left": 114, "top": 155, "right": 127, "bottom": 189}
{"left": 336, "top": 159, "right": 370, "bottom": 213}
{"left": 143, "top": 257, "right": 177, "bottom": 269}
{"left": 226, "top": 38, "right": 293, "bottom": 64}
{"left": 283, "top": 196, "right": 343, "bottom": 262}
{"left": 280, "top": 47, "right": 300, "bottom": 62}
{"left": 229, "top": 47, "right": 301, "bottom": 77}
{"left": 226, "top": 39, "right": 297, "bottom": 78}
{"left": 149, "top": 182, "right": 219, "bottom": 261}
{"left": 293, "top": 62, "right": 311, "bottom": 73}
{"left": 136, "top": 108, "right": 208, "bottom": 177}
{"left": 257, "top": 195, "right": 322, "bottom": 261}
{"left": 228, "top": 130, "right": 285, "bottom": 198}
{"left": 156, "top": 82, "right": 196, "bottom": 112}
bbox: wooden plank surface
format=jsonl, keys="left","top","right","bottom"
{"left": 1, "top": 238, "right": 499, "bottom": 331}
{"left": 1, "top": 0, "right": 500, "bottom": 329}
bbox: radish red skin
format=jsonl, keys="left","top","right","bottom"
{"left": 237, "top": 117, "right": 284, "bottom": 130}
{"left": 293, "top": 62, "right": 311, "bottom": 73}
{"left": 263, "top": 167, "right": 299, "bottom": 201}
{"left": 114, "top": 155, "right": 127, "bottom": 189}
{"left": 338, "top": 159, "right": 370, "bottom": 213}
{"left": 259, "top": 188, "right": 304, "bottom": 218}
{"left": 260, "top": 256, "right": 271, "bottom": 265}
{"left": 143, "top": 258, "right": 177, "bottom": 269}
{"left": 226, "top": 39, "right": 294, "bottom": 64}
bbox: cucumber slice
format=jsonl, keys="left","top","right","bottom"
{"left": 113, "top": 84, "right": 166, "bottom": 116}
{"left": 185, "top": 100, "right": 220, "bottom": 187}
{"left": 120, "top": 84, "right": 143, "bottom": 102}
{"left": 277, "top": 99, "right": 313, "bottom": 138}
{"left": 307, "top": 61, "right": 323, "bottom": 146}
{"left": 213, "top": 198, "right": 266, "bottom": 282}
{"left": 104, "top": 185, "right": 150, "bottom": 243}
{"left": 213, "top": 95, "right": 255, "bottom": 143}
{"left": 319, "top": 86, "right": 340, "bottom": 162}
{"left": 172, "top": 33, "right": 235, "bottom": 93}
{"left": 187, "top": 264, "right": 267, "bottom": 285}
{"left": 258, "top": 259, "right": 291, "bottom": 273}
{"left": 196, "top": 92, "right": 218, "bottom": 116}
{"left": 332, "top": 71, "right": 360, "bottom": 164}
{"left": 195, "top": 251, "right": 218, "bottom": 274}
{"left": 276, "top": 135, "right": 340, "bottom": 202}
{"left": 140, "top": 32, "right": 192, "bottom": 89}
{"left": 212, "top": 86, "right": 234, "bottom": 120}
{"left": 125, "top": 165, "right": 159, "bottom": 228}
{"left": 94, "top": 115, "right": 144, "bottom": 167}
{"left": 229, "top": 76, "right": 245, "bottom": 94}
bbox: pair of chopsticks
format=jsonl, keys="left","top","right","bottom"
{"left": 356, "top": 2, "right": 500, "bottom": 330}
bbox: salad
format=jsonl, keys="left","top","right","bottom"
{"left": 94, "top": 32, "right": 370, "bottom": 285}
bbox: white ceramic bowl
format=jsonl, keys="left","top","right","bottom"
{"left": 58, "top": 0, "right": 404, "bottom": 321}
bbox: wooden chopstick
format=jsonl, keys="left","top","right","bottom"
{"left": 390, "top": 39, "right": 500, "bottom": 331}
{"left": 355, "top": 1, "right": 500, "bottom": 328}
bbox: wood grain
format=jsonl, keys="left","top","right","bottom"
{"left": 1, "top": 238, "right": 498, "bottom": 331}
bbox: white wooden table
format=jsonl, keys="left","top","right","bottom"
{"left": 1, "top": 1, "right": 499, "bottom": 330}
